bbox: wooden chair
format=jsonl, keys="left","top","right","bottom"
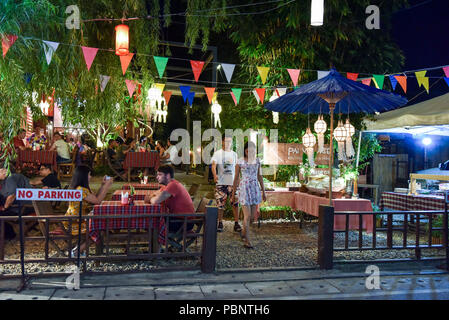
{"left": 188, "top": 183, "right": 200, "bottom": 199}
{"left": 58, "top": 146, "right": 79, "bottom": 180}
{"left": 167, "top": 197, "right": 212, "bottom": 252}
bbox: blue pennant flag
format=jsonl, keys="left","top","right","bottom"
{"left": 389, "top": 75, "right": 398, "bottom": 91}
{"left": 24, "top": 73, "right": 33, "bottom": 84}
{"left": 187, "top": 91, "right": 195, "bottom": 106}
{"left": 445, "top": 77, "right": 449, "bottom": 87}
{"left": 179, "top": 86, "right": 191, "bottom": 103}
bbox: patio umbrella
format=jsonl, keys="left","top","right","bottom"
{"left": 265, "top": 68, "right": 408, "bottom": 205}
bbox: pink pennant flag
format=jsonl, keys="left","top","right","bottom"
{"left": 443, "top": 66, "right": 449, "bottom": 78}
{"left": 81, "top": 46, "right": 99, "bottom": 71}
{"left": 346, "top": 73, "right": 359, "bottom": 81}
{"left": 190, "top": 60, "right": 205, "bottom": 82}
{"left": 125, "top": 79, "right": 137, "bottom": 97}
{"left": 362, "top": 78, "right": 372, "bottom": 86}
{"left": 287, "top": 69, "right": 300, "bottom": 87}
{"left": 230, "top": 92, "right": 237, "bottom": 106}
{"left": 2, "top": 34, "right": 18, "bottom": 58}
{"left": 120, "top": 53, "right": 134, "bottom": 75}
{"left": 163, "top": 91, "right": 172, "bottom": 105}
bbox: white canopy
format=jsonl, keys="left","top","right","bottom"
{"left": 363, "top": 92, "right": 449, "bottom": 136}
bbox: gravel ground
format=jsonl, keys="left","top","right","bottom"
{"left": 1, "top": 219, "right": 446, "bottom": 275}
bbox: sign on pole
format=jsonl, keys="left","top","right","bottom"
{"left": 16, "top": 188, "right": 83, "bottom": 202}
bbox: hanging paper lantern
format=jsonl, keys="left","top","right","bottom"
{"left": 344, "top": 118, "right": 355, "bottom": 158}
{"left": 115, "top": 24, "right": 129, "bottom": 56}
{"left": 313, "top": 114, "right": 327, "bottom": 153}
{"left": 211, "top": 101, "right": 222, "bottom": 128}
{"left": 333, "top": 120, "right": 347, "bottom": 161}
{"left": 311, "top": 0, "right": 324, "bottom": 26}
{"left": 302, "top": 127, "right": 317, "bottom": 167}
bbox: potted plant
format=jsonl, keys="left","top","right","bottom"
{"left": 430, "top": 216, "right": 444, "bottom": 244}
{"left": 259, "top": 205, "right": 294, "bottom": 221}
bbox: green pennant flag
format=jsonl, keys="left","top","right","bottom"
{"left": 153, "top": 56, "right": 169, "bottom": 78}
{"left": 372, "top": 74, "right": 385, "bottom": 89}
{"left": 231, "top": 88, "right": 242, "bottom": 104}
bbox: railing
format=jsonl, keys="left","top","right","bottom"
{"left": 0, "top": 206, "right": 218, "bottom": 278}
{"left": 317, "top": 205, "right": 449, "bottom": 269}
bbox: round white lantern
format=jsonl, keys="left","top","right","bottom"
{"left": 344, "top": 118, "right": 356, "bottom": 158}
{"left": 333, "top": 120, "right": 347, "bottom": 161}
{"left": 314, "top": 115, "right": 327, "bottom": 153}
{"left": 302, "top": 127, "right": 316, "bottom": 166}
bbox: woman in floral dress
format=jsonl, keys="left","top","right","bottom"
{"left": 231, "top": 141, "right": 266, "bottom": 248}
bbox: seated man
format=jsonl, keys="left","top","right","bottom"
{"left": 13, "top": 129, "right": 27, "bottom": 152}
{"left": 144, "top": 165, "right": 195, "bottom": 232}
{"left": 30, "top": 164, "right": 61, "bottom": 189}
{"left": 50, "top": 132, "right": 71, "bottom": 163}
{"left": 0, "top": 166, "right": 34, "bottom": 216}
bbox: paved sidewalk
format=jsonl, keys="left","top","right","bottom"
{"left": 1, "top": 261, "right": 448, "bottom": 300}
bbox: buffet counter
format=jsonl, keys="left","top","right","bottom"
{"left": 380, "top": 191, "right": 445, "bottom": 211}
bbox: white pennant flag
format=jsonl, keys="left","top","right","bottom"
{"left": 317, "top": 70, "right": 330, "bottom": 80}
{"left": 43, "top": 40, "right": 59, "bottom": 65}
{"left": 275, "top": 87, "right": 287, "bottom": 97}
{"left": 252, "top": 89, "right": 261, "bottom": 104}
{"left": 221, "top": 63, "right": 235, "bottom": 83}
{"left": 99, "top": 75, "right": 111, "bottom": 92}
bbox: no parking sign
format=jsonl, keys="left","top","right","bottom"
{"left": 16, "top": 188, "right": 83, "bottom": 202}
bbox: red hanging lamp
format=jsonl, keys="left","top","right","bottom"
{"left": 115, "top": 24, "right": 129, "bottom": 56}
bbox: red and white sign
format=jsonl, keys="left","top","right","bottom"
{"left": 16, "top": 189, "right": 83, "bottom": 202}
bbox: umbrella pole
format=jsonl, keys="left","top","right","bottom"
{"left": 329, "top": 103, "right": 335, "bottom": 206}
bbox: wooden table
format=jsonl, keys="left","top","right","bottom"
{"left": 17, "top": 150, "right": 57, "bottom": 172}
{"left": 111, "top": 190, "right": 157, "bottom": 201}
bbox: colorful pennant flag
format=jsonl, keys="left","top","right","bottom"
{"left": 257, "top": 66, "right": 270, "bottom": 84}
{"left": 231, "top": 88, "right": 242, "bottom": 105}
{"left": 120, "top": 53, "right": 134, "bottom": 75}
{"left": 2, "top": 35, "right": 18, "bottom": 58}
{"left": 153, "top": 83, "right": 165, "bottom": 93}
{"left": 415, "top": 71, "right": 429, "bottom": 93}
{"left": 346, "top": 73, "right": 358, "bottom": 81}
{"left": 163, "top": 91, "right": 172, "bottom": 105}
{"left": 204, "top": 87, "right": 216, "bottom": 104}
{"left": 394, "top": 76, "right": 407, "bottom": 93}
{"left": 81, "top": 46, "right": 98, "bottom": 71}
{"left": 190, "top": 60, "right": 205, "bottom": 82}
{"left": 255, "top": 88, "right": 266, "bottom": 104}
{"left": 125, "top": 79, "right": 137, "bottom": 97}
{"left": 372, "top": 74, "right": 385, "bottom": 89}
{"left": 275, "top": 87, "right": 287, "bottom": 97}
{"left": 230, "top": 92, "right": 237, "bottom": 106}
{"left": 287, "top": 69, "right": 300, "bottom": 87}
{"left": 187, "top": 91, "right": 195, "bottom": 106}
{"left": 179, "top": 86, "right": 191, "bottom": 103}
{"left": 153, "top": 56, "right": 169, "bottom": 78}
{"left": 443, "top": 66, "right": 449, "bottom": 78}
{"left": 389, "top": 75, "right": 398, "bottom": 91}
{"left": 361, "top": 78, "right": 372, "bottom": 86}
{"left": 24, "top": 73, "right": 32, "bottom": 84}
{"left": 99, "top": 75, "right": 110, "bottom": 92}
{"left": 317, "top": 70, "right": 330, "bottom": 80}
{"left": 252, "top": 89, "right": 260, "bottom": 104}
{"left": 43, "top": 40, "right": 59, "bottom": 65}
{"left": 221, "top": 63, "right": 235, "bottom": 83}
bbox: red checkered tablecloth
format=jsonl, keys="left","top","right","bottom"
{"left": 122, "top": 183, "right": 161, "bottom": 190}
{"left": 380, "top": 192, "right": 445, "bottom": 211}
{"left": 122, "top": 151, "right": 160, "bottom": 170}
{"left": 17, "top": 150, "right": 57, "bottom": 171}
{"left": 90, "top": 201, "right": 167, "bottom": 244}
{"left": 111, "top": 190, "right": 157, "bottom": 201}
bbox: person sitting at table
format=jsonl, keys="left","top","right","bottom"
{"left": 49, "top": 132, "right": 71, "bottom": 163}
{"left": 148, "top": 136, "right": 156, "bottom": 150}
{"left": 0, "top": 165, "right": 34, "bottom": 216}
{"left": 27, "top": 125, "right": 48, "bottom": 149}
{"left": 144, "top": 165, "right": 195, "bottom": 232}
{"left": 159, "top": 139, "right": 178, "bottom": 165}
{"left": 65, "top": 165, "right": 114, "bottom": 257}
{"left": 137, "top": 136, "right": 148, "bottom": 152}
{"left": 13, "top": 129, "right": 27, "bottom": 152}
{"left": 29, "top": 164, "right": 61, "bottom": 189}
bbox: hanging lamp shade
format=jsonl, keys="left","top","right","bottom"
{"left": 314, "top": 115, "right": 327, "bottom": 153}
{"left": 333, "top": 120, "right": 347, "bottom": 161}
{"left": 302, "top": 127, "right": 317, "bottom": 148}
{"left": 343, "top": 118, "right": 355, "bottom": 137}
{"left": 115, "top": 24, "right": 129, "bottom": 56}
{"left": 311, "top": 0, "right": 324, "bottom": 26}
{"left": 344, "top": 118, "right": 356, "bottom": 158}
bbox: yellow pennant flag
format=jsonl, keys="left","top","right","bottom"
{"left": 257, "top": 66, "right": 270, "bottom": 84}
{"left": 415, "top": 71, "right": 429, "bottom": 93}
{"left": 153, "top": 83, "right": 165, "bottom": 92}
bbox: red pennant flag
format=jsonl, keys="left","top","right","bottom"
{"left": 443, "top": 66, "right": 449, "bottom": 78}
{"left": 120, "top": 53, "right": 134, "bottom": 75}
{"left": 255, "top": 88, "right": 266, "bottom": 105}
{"left": 190, "top": 60, "right": 204, "bottom": 82}
{"left": 394, "top": 76, "right": 407, "bottom": 93}
{"left": 81, "top": 46, "right": 99, "bottom": 71}
{"left": 361, "top": 78, "right": 372, "bottom": 86}
{"left": 125, "top": 79, "right": 137, "bottom": 97}
{"left": 204, "top": 87, "right": 216, "bottom": 104}
{"left": 2, "top": 34, "right": 18, "bottom": 58}
{"left": 287, "top": 69, "right": 300, "bottom": 87}
{"left": 230, "top": 92, "right": 237, "bottom": 106}
{"left": 346, "top": 73, "right": 359, "bottom": 81}
{"left": 163, "top": 91, "right": 172, "bottom": 105}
